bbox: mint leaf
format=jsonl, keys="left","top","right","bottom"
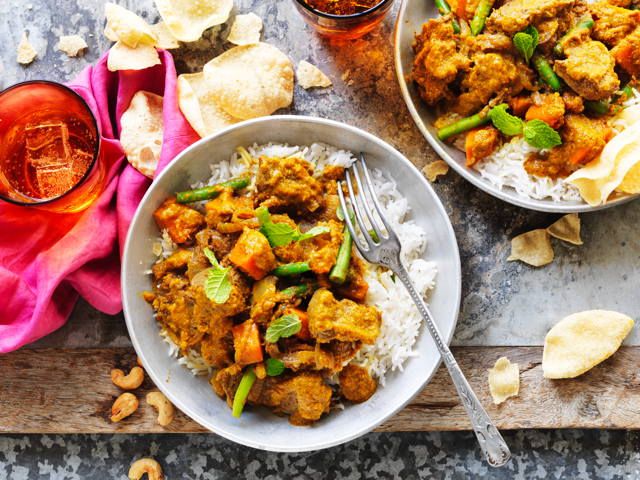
{"left": 265, "top": 358, "right": 285, "bottom": 376}
{"left": 204, "top": 267, "right": 232, "bottom": 304}
{"left": 337, "top": 205, "right": 355, "bottom": 223}
{"left": 260, "top": 222, "right": 295, "bottom": 247}
{"left": 203, "top": 247, "right": 219, "bottom": 268}
{"left": 523, "top": 119, "right": 562, "bottom": 149}
{"left": 489, "top": 104, "right": 524, "bottom": 136}
{"left": 294, "top": 225, "right": 331, "bottom": 241}
{"left": 513, "top": 25, "right": 539, "bottom": 63}
{"left": 265, "top": 314, "right": 301, "bottom": 343}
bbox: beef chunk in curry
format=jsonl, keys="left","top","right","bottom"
{"left": 485, "top": 0, "right": 575, "bottom": 36}
{"left": 145, "top": 154, "right": 384, "bottom": 426}
{"left": 554, "top": 28, "right": 620, "bottom": 100}
{"left": 339, "top": 364, "right": 377, "bottom": 404}
{"left": 255, "top": 155, "right": 323, "bottom": 214}
{"left": 307, "top": 289, "right": 381, "bottom": 345}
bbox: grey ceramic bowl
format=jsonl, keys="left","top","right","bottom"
{"left": 122, "top": 116, "right": 461, "bottom": 452}
{"left": 394, "top": 0, "right": 639, "bottom": 213}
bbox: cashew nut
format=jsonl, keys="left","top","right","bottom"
{"left": 111, "top": 393, "right": 139, "bottom": 422}
{"left": 137, "top": 357, "right": 144, "bottom": 369}
{"left": 128, "top": 458, "right": 164, "bottom": 480}
{"left": 111, "top": 366, "right": 144, "bottom": 389}
{"left": 146, "top": 392, "right": 174, "bottom": 426}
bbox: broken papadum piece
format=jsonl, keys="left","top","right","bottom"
{"left": 297, "top": 60, "right": 332, "bottom": 89}
{"left": 151, "top": 21, "right": 181, "bottom": 49}
{"left": 108, "top": 40, "right": 161, "bottom": 72}
{"left": 120, "top": 91, "right": 164, "bottom": 179}
{"left": 546, "top": 213, "right": 582, "bottom": 245}
{"left": 507, "top": 229, "right": 554, "bottom": 267}
{"left": 57, "top": 35, "right": 88, "bottom": 57}
{"left": 203, "top": 43, "right": 294, "bottom": 120}
{"left": 105, "top": 2, "right": 157, "bottom": 48}
{"left": 17, "top": 32, "right": 37, "bottom": 65}
{"left": 227, "top": 12, "right": 262, "bottom": 46}
{"left": 543, "top": 310, "right": 634, "bottom": 379}
{"left": 422, "top": 160, "right": 449, "bottom": 182}
{"left": 155, "top": 0, "right": 233, "bottom": 42}
{"left": 488, "top": 357, "right": 519, "bottom": 404}
{"left": 177, "top": 72, "right": 241, "bottom": 138}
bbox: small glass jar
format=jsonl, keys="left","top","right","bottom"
{"left": 0, "top": 81, "right": 105, "bottom": 214}
{"left": 292, "top": 0, "right": 396, "bottom": 41}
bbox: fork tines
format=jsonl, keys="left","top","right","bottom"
{"left": 337, "top": 153, "right": 398, "bottom": 254}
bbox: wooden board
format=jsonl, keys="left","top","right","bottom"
{"left": 2, "top": 346, "right": 639, "bottom": 433}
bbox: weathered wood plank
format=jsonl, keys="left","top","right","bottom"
{"left": 2, "top": 347, "right": 639, "bottom": 433}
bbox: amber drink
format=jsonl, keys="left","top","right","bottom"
{"left": 293, "top": 0, "right": 395, "bottom": 40}
{"left": 0, "top": 81, "right": 103, "bottom": 213}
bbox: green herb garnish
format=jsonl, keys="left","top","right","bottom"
{"left": 203, "top": 247, "right": 232, "bottom": 304}
{"left": 265, "top": 314, "right": 302, "bottom": 343}
{"left": 522, "top": 119, "right": 562, "bottom": 149}
{"left": 336, "top": 205, "right": 355, "bottom": 222}
{"left": 488, "top": 104, "right": 562, "bottom": 150}
{"left": 257, "top": 206, "right": 329, "bottom": 247}
{"left": 489, "top": 104, "right": 524, "bottom": 136}
{"left": 513, "top": 25, "right": 539, "bottom": 64}
{"left": 265, "top": 358, "right": 285, "bottom": 376}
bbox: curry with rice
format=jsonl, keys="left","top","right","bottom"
{"left": 412, "top": 0, "right": 640, "bottom": 180}
{"left": 143, "top": 152, "right": 381, "bottom": 426}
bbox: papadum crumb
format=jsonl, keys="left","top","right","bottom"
{"left": 488, "top": 357, "right": 519, "bottom": 404}
{"left": 422, "top": 160, "right": 449, "bottom": 182}
{"left": 547, "top": 213, "right": 582, "bottom": 245}
{"left": 57, "top": 35, "right": 88, "bottom": 57}
{"left": 17, "top": 32, "right": 37, "bottom": 65}
{"left": 297, "top": 60, "right": 332, "bottom": 89}
{"left": 507, "top": 229, "right": 554, "bottom": 267}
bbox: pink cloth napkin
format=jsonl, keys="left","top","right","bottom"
{"left": 0, "top": 49, "right": 201, "bottom": 353}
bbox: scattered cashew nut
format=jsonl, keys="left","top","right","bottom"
{"left": 111, "top": 392, "right": 139, "bottom": 422}
{"left": 111, "top": 366, "right": 144, "bottom": 389}
{"left": 128, "top": 458, "right": 164, "bottom": 480}
{"left": 137, "top": 357, "right": 144, "bottom": 369}
{"left": 147, "top": 392, "right": 174, "bottom": 426}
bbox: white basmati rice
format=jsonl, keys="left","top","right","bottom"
{"left": 152, "top": 142, "right": 437, "bottom": 387}
{"left": 472, "top": 88, "right": 640, "bottom": 203}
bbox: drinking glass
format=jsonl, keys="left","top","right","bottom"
{"left": 0, "top": 80, "right": 105, "bottom": 214}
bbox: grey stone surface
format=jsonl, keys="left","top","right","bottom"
{"left": 1, "top": 430, "right": 640, "bottom": 479}
{"left": 2, "top": 0, "right": 640, "bottom": 476}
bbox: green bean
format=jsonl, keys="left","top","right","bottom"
{"left": 271, "top": 262, "right": 312, "bottom": 276}
{"left": 368, "top": 229, "right": 379, "bottom": 243}
{"left": 584, "top": 100, "right": 622, "bottom": 116}
{"left": 470, "top": 0, "right": 494, "bottom": 36}
{"left": 532, "top": 53, "right": 562, "bottom": 92}
{"left": 435, "top": 0, "right": 461, "bottom": 34}
{"left": 281, "top": 284, "right": 319, "bottom": 297}
{"left": 329, "top": 225, "right": 352, "bottom": 284}
{"left": 554, "top": 19, "right": 595, "bottom": 57}
{"left": 437, "top": 111, "right": 492, "bottom": 140}
{"left": 176, "top": 173, "right": 251, "bottom": 204}
{"left": 232, "top": 366, "right": 256, "bottom": 418}
{"left": 255, "top": 206, "right": 271, "bottom": 226}
{"left": 614, "top": 83, "right": 634, "bottom": 103}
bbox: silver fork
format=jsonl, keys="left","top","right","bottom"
{"left": 337, "top": 153, "right": 511, "bottom": 467}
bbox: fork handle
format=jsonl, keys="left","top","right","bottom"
{"left": 393, "top": 264, "right": 511, "bottom": 467}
